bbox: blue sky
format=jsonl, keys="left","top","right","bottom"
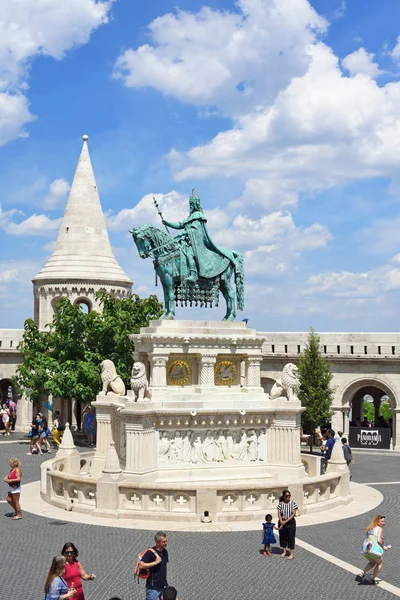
{"left": 2, "top": 0, "right": 400, "bottom": 331}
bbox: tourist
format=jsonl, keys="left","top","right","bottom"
{"left": 162, "top": 587, "right": 178, "bottom": 600}
{"left": 82, "top": 406, "right": 96, "bottom": 447}
{"left": 37, "top": 417, "right": 52, "bottom": 454}
{"left": 341, "top": 437, "right": 354, "bottom": 475}
{"left": 27, "top": 419, "right": 40, "bottom": 454}
{"left": 52, "top": 411, "right": 63, "bottom": 448}
{"left": 357, "top": 515, "right": 390, "bottom": 584}
{"left": 139, "top": 531, "right": 169, "bottom": 600}
{"left": 261, "top": 513, "right": 278, "bottom": 556}
{"left": 8, "top": 397, "right": 17, "bottom": 431}
{"left": 4, "top": 457, "right": 22, "bottom": 520}
{"left": 1, "top": 403, "right": 10, "bottom": 435}
{"left": 324, "top": 429, "right": 335, "bottom": 461}
{"left": 44, "top": 556, "right": 76, "bottom": 600}
{"left": 277, "top": 490, "right": 298, "bottom": 560}
{"left": 61, "top": 542, "right": 96, "bottom": 600}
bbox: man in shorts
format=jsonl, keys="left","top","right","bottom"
{"left": 139, "top": 531, "right": 169, "bottom": 600}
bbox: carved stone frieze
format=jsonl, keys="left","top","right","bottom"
{"left": 158, "top": 427, "right": 266, "bottom": 464}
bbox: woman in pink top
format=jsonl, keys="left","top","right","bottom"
{"left": 61, "top": 542, "right": 96, "bottom": 600}
{"left": 4, "top": 457, "right": 22, "bottom": 519}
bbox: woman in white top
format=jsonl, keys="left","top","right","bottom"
{"left": 277, "top": 489, "right": 298, "bottom": 560}
{"left": 1, "top": 403, "right": 10, "bottom": 435}
{"left": 358, "top": 515, "right": 390, "bottom": 584}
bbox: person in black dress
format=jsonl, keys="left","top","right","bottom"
{"left": 277, "top": 489, "right": 298, "bottom": 560}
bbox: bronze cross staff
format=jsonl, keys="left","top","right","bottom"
{"left": 153, "top": 197, "right": 170, "bottom": 233}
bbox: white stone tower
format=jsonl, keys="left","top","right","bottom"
{"left": 32, "top": 135, "right": 132, "bottom": 328}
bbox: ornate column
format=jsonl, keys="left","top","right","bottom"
{"left": 267, "top": 415, "right": 303, "bottom": 468}
{"left": 124, "top": 421, "right": 157, "bottom": 474}
{"left": 198, "top": 354, "right": 217, "bottom": 388}
{"left": 149, "top": 355, "right": 168, "bottom": 393}
{"left": 245, "top": 355, "right": 263, "bottom": 391}
{"left": 343, "top": 408, "right": 350, "bottom": 436}
{"left": 394, "top": 409, "right": 400, "bottom": 450}
{"left": 91, "top": 408, "right": 114, "bottom": 479}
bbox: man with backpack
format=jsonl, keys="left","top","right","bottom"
{"left": 138, "top": 531, "right": 169, "bottom": 600}
{"left": 341, "top": 437, "right": 354, "bottom": 479}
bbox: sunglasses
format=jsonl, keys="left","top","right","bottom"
{"left": 284, "top": 494, "right": 291, "bottom": 497}
{"left": 64, "top": 551, "right": 74, "bottom": 555}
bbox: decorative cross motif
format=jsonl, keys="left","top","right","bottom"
{"left": 224, "top": 495, "right": 235, "bottom": 506}
{"left": 246, "top": 494, "right": 257, "bottom": 504}
{"left": 268, "top": 493, "right": 276, "bottom": 503}
{"left": 132, "top": 493, "right": 141, "bottom": 504}
{"left": 152, "top": 494, "right": 164, "bottom": 506}
{"left": 176, "top": 495, "right": 188, "bottom": 506}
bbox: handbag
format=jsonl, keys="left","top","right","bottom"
{"left": 362, "top": 529, "right": 384, "bottom": 558}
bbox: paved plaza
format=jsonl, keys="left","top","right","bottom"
{"left": 1, "top": 439, "right": 400, "bottom": 600}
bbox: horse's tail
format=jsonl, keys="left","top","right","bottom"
{"left": 233, "top": 252, "right": 245, "bottom": 311}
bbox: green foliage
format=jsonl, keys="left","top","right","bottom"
{"left": 15, "top": 292, "right": 163, "bottom": 404}
{"left": 363, "top": 401, "right": 375, "bottom": 422}
{"left": 380, "top": 400, "right": 392, "bottom": 421}
{"left": 298, "top": 328, "right": 334, "bottom": 437}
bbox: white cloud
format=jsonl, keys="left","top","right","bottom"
{"left": 8, "top": 214, "right": 61, "bottom": 236}
{"left": 107, "top": 191, "right": 187, "bottom": 231}
{"left": 114, "top": 0, "right": 327, "bottom": 117}
{"left": 342, "top": 48, "right": 382, "bottom": 78}
{"left": 0, "top": 0, "right": 113, "bottom": 145}
{"left": 167, "top": 41, "right": 400, "bottom": 207}
{"left": 43, "top": 178, "right": 70, "bottom": 210}
{"left": 0, "top": 268, "right": 19, "bottom": 283}
{"left": 391, "top": 36, "right": 400, "bottom": 62}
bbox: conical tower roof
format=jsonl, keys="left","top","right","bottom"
{"left": 33, "top": 135, "right": 132, "bottom": 285}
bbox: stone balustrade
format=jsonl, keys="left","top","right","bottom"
{"left": 41, "top": 452, "right": 348, "bottom": 521}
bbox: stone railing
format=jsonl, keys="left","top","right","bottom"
{"left": 41, "top": 452, "right": 350, "bottom": 521}
{"left": 301, "top": 453, "right": 322, "bottom": 477}
{"left": 41, "top": 452, "right": 96, "bottom": 510}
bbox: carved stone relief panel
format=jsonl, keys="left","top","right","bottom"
{"left": 167, "top": 359, "right": 192, "bottom": 386}
{"left": 158, "top": 427, "right": 266, "bottom": 465}
{"left": 215, "top": 359, "right": 238, "bottom": 386}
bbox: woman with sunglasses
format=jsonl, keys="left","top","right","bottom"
{"left": 358, "top": 515, "right": 390, "bottom": 584}
{"left": 61, "top": 542, "right": 96, "bottom": 600}
{"left": 277, "top": 489, "right": 298, "bottom": 560}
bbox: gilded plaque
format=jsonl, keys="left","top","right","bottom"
{"left": 167, "top": 359, "right": 191, "bottom": 386}
{"left": 215, "top": 360, "right": 237, "bottom": 385}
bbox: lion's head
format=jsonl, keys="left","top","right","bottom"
{"left": 131, "top": 362, "right": 146, "bottom": 379}
{"left": 101, "top": 359, "right": 117, "bottom": 382}
{"left": 282, "top": 363, "right": 299, "bottom": 389}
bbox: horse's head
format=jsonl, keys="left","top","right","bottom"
{"left": 130, "top": 226, "right": 152, "bottom": 259}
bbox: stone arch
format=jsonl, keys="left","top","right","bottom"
{"left": 51, "top": 296, "right": 63, "bottom": 312}
{"left": 333, "top": 376, "right": 398, "bottom": 445}
{"left": 73, "top": 297, "right": 92, "bottom": 313}
{"left": 341, "top": 377, "right": 397, "bottom": 411}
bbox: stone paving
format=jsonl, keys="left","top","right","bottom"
{"left": 1, "top": 441, "right": 400, "bottom": 600}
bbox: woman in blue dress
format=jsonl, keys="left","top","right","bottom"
{"left": 44, "top": 555, "right": 76, "bottom": 600}
{"left": 262, "top": 514, "right": 278, "bottom": 556}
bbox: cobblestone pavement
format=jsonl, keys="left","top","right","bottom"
{"left": 0, "top": 442, "right": 399, "bottom": 600}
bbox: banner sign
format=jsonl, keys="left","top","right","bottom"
{"left": 349, "top": 427, "right": 391, "bottom": 449}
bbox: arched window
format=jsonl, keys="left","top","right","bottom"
{"left": 73, "top": 297, "right": 92, "bottom": 314}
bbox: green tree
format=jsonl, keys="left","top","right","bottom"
{"left": 298, "top": 328, "right": 334, "bottom": 452}
{"left": 15, "top": 292, "right": 163, "bottom": 414}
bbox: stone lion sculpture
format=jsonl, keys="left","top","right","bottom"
{"left": 130, "top": 361, "right": 151, "bottom": 401}
{"left": 270, "top": 363, "right": 299, "bottom": 402}
{"left": 101, "top": 360, "right": 126, "bottom": 396}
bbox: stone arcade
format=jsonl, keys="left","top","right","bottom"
{"left": 41, "top": 320, "right": 351, "bottom": 523}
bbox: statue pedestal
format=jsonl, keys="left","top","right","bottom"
{"left": 91, "top": 320, "right": 307, "bottom": 520}
{"left": 41, "top": 320, "right": 353, "bottom": 523}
